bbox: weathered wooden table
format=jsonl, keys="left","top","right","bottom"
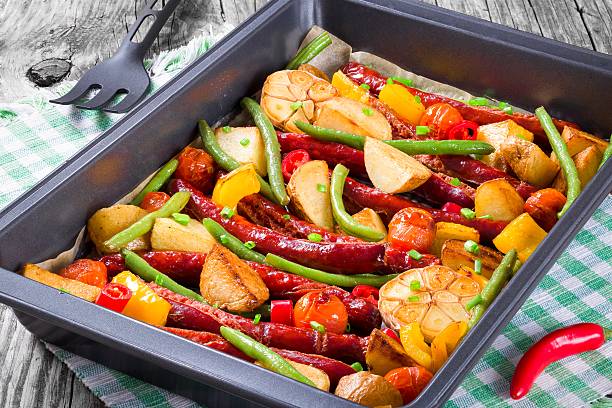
{"left": 0, "top": 0, "right": 610, "bottom": 406}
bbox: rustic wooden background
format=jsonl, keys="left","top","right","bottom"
{"left": 0, "top": 0, "right": 610, "bottom": 406}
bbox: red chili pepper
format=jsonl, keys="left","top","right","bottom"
{"left": 382, "top": 327, "right": 401, "bottom": 343}
{"left": 446, "top": 120, "right": 479, "bottom": 140}
{"left": 95, "top": 283, "right": 132, "bottom": 313}
{"left": 351, "top": 285, "right": 379, "bottom": 302}
{"left": 281, "top": 149, "right": 311, "bottom": 180}
{"left": 441, "top": 202, "right": 463, "bottom": 214}
{"left": 270, "top": 299, "right": 294, "bottom": 326}
{"left": 510, "top": 323, "right": 611, "bottom": 399}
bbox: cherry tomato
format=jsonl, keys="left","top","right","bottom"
{"left": 60, "top": 259, "right": 108, "bottom": 288}
{"left": 282, "top": 149, "right": 311, "bottom": 180}
{"left": 387, "top": 208, "right": 436, "bottom": 253}
{"left": 419, "top": 103, "right": 463, "bottom": 139}
{"left": 175, "top": 147, "right": 217, "bottom": 193}
{"left": 384, "top": 366, "right": 433, "bottom": 404}
{"left": 140, "top": 191, "right": 171, "bottom": 212}
{"left": 524, "top": 188, "right": 567, "bottom": 231}
{"left": 293, "top": 291, "right": 348, "bottom": 335}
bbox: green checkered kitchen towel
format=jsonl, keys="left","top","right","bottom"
{"left": 1, "top": 33, "right": 610, "bottom": 408}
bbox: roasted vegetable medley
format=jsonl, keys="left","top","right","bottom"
{"left": 22, "top": 30, "right": 611, "bottom": 406}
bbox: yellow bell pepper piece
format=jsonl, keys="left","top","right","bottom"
{"left": 431, "top": 222, "right": 480, "bottom": 257}
{"left": 399, "top": 323, "right": 432, "bottom": 371}
{"left": 331, "top": 71, "right": 370, "bottom": 104}
{"left": 378, "top": 83, "right": 425, "bottom": 125}
{"left": 212, "top": 163, "right": 260, "bottom": 209}
{"left": 430, "top": 321, "right": 468, "bottom": 372}
{"left": 493, "top": 213, "right": 547, "bottom": 263}
{"left": 111, "top": 271, "right": 171, "bottom": 326}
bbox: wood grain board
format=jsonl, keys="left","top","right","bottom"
{"left": 0, "top": 0, "right": 610, "bottom": 406}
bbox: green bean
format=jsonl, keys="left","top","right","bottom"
{"left": 241, "top": 98, "right": 289, "bottom": 206}
{"left": 599, "top": 137, "right": 612, "bottom": 170}
{"left": 535, "top": 107, "right": 580, "bottom": 217}
{"left": 130, "top": 159, "right": 179, "bottom": 205}
{"left": 294, "top": 121, "right": 495, "bottom": 155}
{"left": 330, "top": 164, "right": 386, "bottom": 242}
{"left": 468, "top": 249, "right": 517, "bottom": 328}
{"left": 219, "top": 326, "right": 315, "bottom": 387}
{"left": 202, "top": 218, "right": 265, "bottom": 263}
{"left": 104, "top": 192, "right": 191, "bottom": 252}
{"left": 286, "top": 32, "right": 332, "bottom": 70}
{"left": 122, "top": 249, "right": 205, "bottom": 302}
{"left": 264, "top": 253, "right": 397, "bottom": 288}
{"left": 198, "top": 120, "right": 277, "bottom": 204}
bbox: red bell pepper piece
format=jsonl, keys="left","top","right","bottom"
{"left": 441, "top": 202, "right": 463, "bottom": 214}
{"left": 351, "top": 285, "right": 379, "bottom": 301}
{"left": 95, "top": 283, "right": 132, "bottom": 313}
{"left": 270, "top": 300, "right": 294, "bottom": 326}
{"left": 510, "top": 323, "right": 611, "bottom": 399}
{"left": 382, "top": 327, "right": 401, "bottom": 343}
{"left": 446, "top": 120, "right": 478, "bottom": 140}
{"left": 281, "top": 149, "right": 310, "bottom": 180}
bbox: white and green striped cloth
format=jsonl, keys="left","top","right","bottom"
{"left": 1, "top": 34, "right": 610, "bottom": 408}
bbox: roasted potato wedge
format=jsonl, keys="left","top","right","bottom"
{"left": 214, "top": 127, "right": 267, "bottom": 176}
{"left": 257, "top": 360, "right": 330, "bottom": 391}
{"left": 477, "top": 120, "right": 534, "bottom": 171}
{"left": 431, "top": 222, "right": 480, "bottom": 257}
{"left": 314, "top": 97, "right": 392, "bottom": 140}
{"left": 23, "top": 264, "right": 101, "bottom": 301}
{"left": 287, "top": 160, "right": 333, "bottom": 230}
{"left": 441, "top": 239, "right": 504, "bottom": 279}
{"left": 475, "top": 179, "right": 525, "bottom": 222}
{"left": 501, "top": 138, "right": 559, "bottom": 188}
{"left": 366, "top": 329, "right": 416, "bottom": 376}
{"left": 88, "top": 205, "right": 150, "bottom": 254}
{"left": 352, "top": 208, "right": 387, "bottom": 241}
{"left": 364, "top": 137, "right": 431, "bottom": 194}
{"left": 552, "top": 126, "right": 609, "bottom": 160}
{"left": 335, "top": 372, "right": 403, "bottom": 407}
{"left": 150, "top": 217, "right": 216, "bottom": 253}
{"left": 200, "top": 244, "right": 269, "bottom": 312}
{"left": 552, "top": 145, "right": 603, "bottom": 193}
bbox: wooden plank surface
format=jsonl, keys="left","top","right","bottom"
{"left": 0, "top": 0, "right": 610, "bottom": 407}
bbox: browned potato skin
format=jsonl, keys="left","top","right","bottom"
{"left": 553, "top": 126, "right": 609, "bottom": 159}
{"left": 335, "top": 371, "right": 403, "bottom": 407}
{"left": 552, "top": 145, "right": 603, "bottom": 193}
{"left": 477, "top": 120, "right": 534, "bottom": 172}
{"left": 287, "top": 160, "right": 333, "bottom": 230}
{"left": 431, "top": 222, "right": 480, "bottom": 257}
{"left": 315, "top": 97, "right": 393, "bottom": 141}
{"left": 150, "top": 217, "right": 216, "bottom": 253}
{"left": 441, "top": 239, "right": 503, "bottom": 279}
{"left": 200, "top": 244, "right": 269, "bottom": 313}
{"left": 87, "top": 205, "right": 150, "bottom": 254}
{"left": 475, "top": 179, "right": 525, "bottom": 222}
{"left": 366, "top": 329, "right": 416, "bottom": 376}
{"left": 501, "top": 138, "right": 559, "bottom": 188}
{"left": 352, "top": 208, "right": 387, "bottom": 242}
{"left": 23, "top": 264, "right": 101, "bottom": 301}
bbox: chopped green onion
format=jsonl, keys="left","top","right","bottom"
{"left": 317, "top": 183, "right": 327, "bottom": 193}
{"left": 219, "top": 234, "right": 230, "bottom": 245}
{"left": 244, "top": 241, "right": 256, "bottom": 250}
{"left": 414, "top": 95, "right": 422, "bottom": 104}
{"left": 464, "top": 240, "right": 480, "bottom": 254}
{"left": 359, "top": 83, "right": 370, "bottom": 90}
{"left": 390, "top": 76, "right": 414, "bottom": 87}
{"left": 307, "top": 233, "right": 323, "bottom": 242}
{"left": 460, "top": 208, "right": 476, "bottom": 220}
{"left": 220, "top": 206, "right": 235, "bottom": 219}
{"left": 408, "top": 249, "right": 423, "bottom": 260}
{"left": 282, "top": 214, "right": 291, "bottom": 220}
{"left": 387, "top": 78, "right": 394, "bottom": 85}
{"left": 310, "top": 321, "right": 326, "bottom": 333}
{"left": 253, "top": 313, "right": 262, "bottom": 325}
{"left": 474, "top": 259, "right": 482, "bottom": 275}
{"left": 213, "top": 302, "right": 220, "bottom": 309}
{"left": 222, "top": 126, "right": 232, "bottom": 133}
{"left": 362, "top": 108, "right": 373, "bottom": 116}
{"left": 416, "top": 126, "right": 430, "bottom": 136}
{"left": 240, "top": 138, "right": 250, "bottom": 147}
{"left": 58, "top": 288, "right": 69, "bottom": 294}
{"left": 290, "top": 101, "right": 303, "bottom": 111}
{"left": 466, "top": 294, "right": 482, "bottom": 311}
{"left": 498, "top": 101, "right": 513, "bottom": 114}
{"left": 410, "top": 280, "right": 421, "bottom": 291}
{"left": 468, "top": 97, "right": 490, "bottom": 106}
{"left": 450, "top": 177, "right": 461, "bottom": 187}
{"left": 171, "top": 213, "right": 190, "bottom": 225}
{"left": 351, "top": 362, "right": 364, "bottom": 372}
{"left": 478, "top": 214, "right": 493, "bottom": 220}
{"left": 408, "top": 295, "right": 420, "bottom": 302}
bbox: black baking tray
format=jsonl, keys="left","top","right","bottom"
{"left": 0, "top": 0, "right": 611, "bottom": 407}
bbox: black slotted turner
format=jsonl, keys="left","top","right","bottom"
{"left": 51, "top": 0, "right": 182, "bottom": 113}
